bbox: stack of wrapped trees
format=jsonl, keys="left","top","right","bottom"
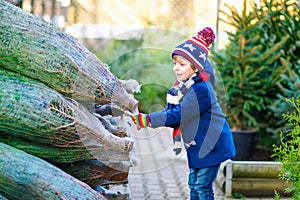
{"left": 0, "top": 1, "right": 138, "bottom": 199}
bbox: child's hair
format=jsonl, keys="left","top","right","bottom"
{"left": 173, "top": 55, "right": 197, "bottom": 71}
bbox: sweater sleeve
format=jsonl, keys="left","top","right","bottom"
{"left": 149, "top": 83, "right": 212, "bottom": 128}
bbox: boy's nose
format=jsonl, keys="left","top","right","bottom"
{"left": 173, "top": 63, "right": 179, "bottom": 71}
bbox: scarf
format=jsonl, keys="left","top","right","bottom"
{"left": 166, "top": 70, "right": 209, "bottom": 155}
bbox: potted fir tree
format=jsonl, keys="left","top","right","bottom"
{"left": 211, "top": 0, "right": 288, "bottom": 159}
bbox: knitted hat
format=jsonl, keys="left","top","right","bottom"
{"left": 172, "top": 27, "right": 215, "bottom": 71}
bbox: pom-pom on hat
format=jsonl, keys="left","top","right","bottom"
{"left": 172, "top": 27, "right": 215, "bottom": 71}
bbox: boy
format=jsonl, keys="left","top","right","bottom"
{"left": 132, "top": 27, "right": 236, "bottom": 200}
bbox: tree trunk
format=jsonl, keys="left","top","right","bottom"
{"left": 56, "top": 159, "right": 130, "bottom": 188}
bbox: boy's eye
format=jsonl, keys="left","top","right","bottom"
{"left": 173, "top": 61, "right": 186, "bottom": 67}
{"left": 180, "top": 63, "right": 186, "bottom": 67}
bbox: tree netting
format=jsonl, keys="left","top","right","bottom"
{"left": 0, "top": 0, "right": 138, "bottom": 111}
{"left": 0, "top": 142, "right": 107, "bottom": 200}
{"left": 0, "top": 68, "right": 133, "bottom": 156}
{"left": 0, "top": 0, "right": 137, "bottom": 197}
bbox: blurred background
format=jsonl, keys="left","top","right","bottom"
{"left": 6, "top": 0, "right": 300, "bottom": 152}
{"left": 7, "top": 0, "right": 268, "bottom": 111}
{"left": 8, "top": 0, "right": 260, "bottom": 49}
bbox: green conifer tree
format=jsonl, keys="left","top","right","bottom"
{"left": 211, "top": 0, "right": 289, "bottom": 130}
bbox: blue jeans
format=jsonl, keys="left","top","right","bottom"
{"left": 188, "top": 164, "right": 220, "bottom": 200}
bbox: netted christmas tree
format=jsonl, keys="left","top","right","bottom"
{"left": 0, "top": 1, "right": 138, "bottom": 198}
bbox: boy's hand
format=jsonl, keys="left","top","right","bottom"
{"left": 131, "top": 113, "right": 151, "bottom": 129}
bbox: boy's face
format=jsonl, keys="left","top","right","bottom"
{"left": 173, "top": 56, "right": 196, "bottom": 81}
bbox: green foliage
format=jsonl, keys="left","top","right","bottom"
{"left": 95, "top": 38, "right": 145, "bottom": 77}
{"left": 253, "top": 0, "right": 300, "bottom": 144}
{"left": 273, "top": 98, "right": 300, "bottom": 199}
{"left": 270, "top": 66, "right": 300, "bottom": 143}
{"left": 274, "top": 190, "right": 281, "bottom": 200}
{"left": 211, "top": 0, "right": 289, "bottom": 130}
{"left": 211, "top": 0, "right": 300, "bottom": 150}
{"left": 231, "top": 192, "right": 246, "bottom": 199}
{"left": 96, "top": 44, "right": 174, "bottom": 112}
{"left": 254, "top": 0, "right": 300, "bottom": 70}
{"left": 94, "top": 29, "right": 183, "bottom": 112}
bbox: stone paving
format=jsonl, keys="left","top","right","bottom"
{"left": 128, "top": 126, "right": 190, "bottom": 200}
{"left": 125, "top": 126, "right": 291, "bottom": 200}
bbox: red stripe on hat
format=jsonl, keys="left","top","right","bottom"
{"left": 192, "top": 36, "right": 209, "bottom": 47}
{"left": 172, "top": 50, "right": 204, "bottom": 70}
{"left": 189, "top": 38, "right": 209, "bottom": 53}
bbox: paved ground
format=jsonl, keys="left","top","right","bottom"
{"left": 128, "top": 126, "right": 190, "bottom": 200}
{"left": 125, "top": 126, "right": 290, "bottom": 200}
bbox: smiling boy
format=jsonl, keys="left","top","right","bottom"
{"left": 132, "top": 27, "right": 236, "bottom": 200}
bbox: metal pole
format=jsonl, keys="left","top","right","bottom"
{"left": 215, "top": 0, "right": 221, "bottom": 52}
{"left": 51, "top": 0, "right": 56, "bottom": 20}
{"left": 30, "top": 0, "right": 34, "bottom": 14}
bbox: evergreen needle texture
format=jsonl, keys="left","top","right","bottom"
{"left": 0, "top": 1, "right": 135, "bottom": 191}
{"left": 0, "top": 69, "right": 133, "bottom": 155}
{"left": 0, "top": 0, "right": 137, "bottom": 110}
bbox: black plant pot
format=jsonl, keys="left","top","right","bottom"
{"left": 232, "top": 129, "right": 256, "bottom": 160}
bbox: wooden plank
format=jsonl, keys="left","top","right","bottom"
{"left": 232, "top": 178, "right": 292, "bottom": 197}
{"left": 232, "top": 161, "right": 282, "bottom": 178}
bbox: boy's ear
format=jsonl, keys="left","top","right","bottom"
{"left": 191, "top": 65, "right": 198, "bottom": 72}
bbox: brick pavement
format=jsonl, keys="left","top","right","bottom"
{"left": 128, "top": 126, "right": 190, "bottom": 200}
{"left": 125, "top": 125, "right": 290, "bottom": 200}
